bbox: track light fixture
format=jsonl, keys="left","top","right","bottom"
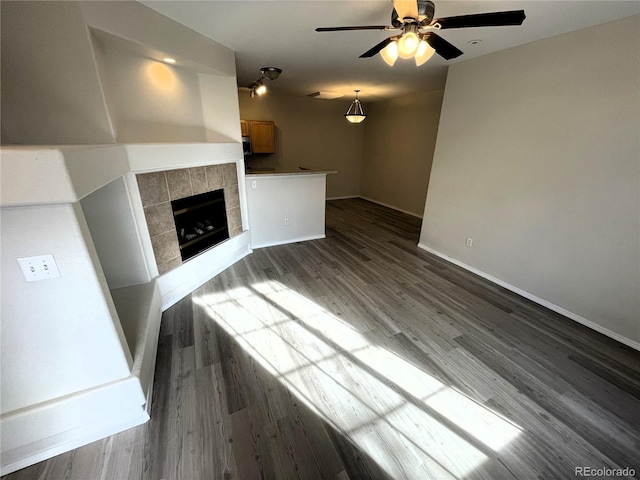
{"left": 249, "top": 67, "right": 283, "bottom": 97}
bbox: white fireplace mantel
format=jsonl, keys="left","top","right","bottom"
{"left": 1, "top": 142, "right": 243, "bottom": 208}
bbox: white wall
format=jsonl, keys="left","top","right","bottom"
{"left": 0, "top": 148, "right": 78, "bottom": 206}
{"left": 245, "top": 174, "right": 327, "bottom": 248}
{"left": 0, "top": 1, "right": 115, "bottom": 144}
{"left": 1, "top": 0, "right": 241, "bottom": 146}
{"left": 80, "top": 176, "right": 152, "bottom": 289}
{"left": 361, "top": 90, "right": 444, "bottom": 217}
{"left": 420, "top": 15, "right": 640, "bottom": 345}
{"left": 0, "top": 198, "right": 148, "bottom": 476}
{"left": 80, "top": 1, "right": 235, "bottom": 78}
{"left": 200, "top": 74, "right": 243, "bottom": 143}
{"left": 0, "top": 203, "right": 133, "bottom": 413}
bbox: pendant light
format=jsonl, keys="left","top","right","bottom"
{"left": 344, "top": 90, "right": 367, "bottom": 124}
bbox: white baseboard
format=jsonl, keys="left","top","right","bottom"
{"left": 251, "top": 234, "right": 326, "bottom": 250}
{"left": 1, "top": 410, "right": 148, "bottom": 476}
{"left": 417, "top": 243, "right": 640, "bottom": 352}
{"left": 333, "top": 196, "right": 424, "bottom": 218}
{"left": 110, "top": 280, "right": 163, "bottom": 414}
{"left": 1, "top": 376, "right": 148, "bottom": 476}
{"left": 158, "top": 231, "right": 252, "bottom": 311}
{"left": 358, "top": 196, "right": 423, "bottom": 218}
{"left": 326, "top": 195, "right": 359, "bottom": 201}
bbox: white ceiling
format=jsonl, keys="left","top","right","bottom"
{"left": 141, "top": 1, "right": 639, "bottom": 102}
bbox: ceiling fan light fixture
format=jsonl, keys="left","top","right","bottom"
{"left": 397, "top": 25, "right": 420, "bottom": 59}
{"left": 380, "top": 41, "right": 399, "bottom": 66}
{"left": 344, "top": 90, "right": 367, "bottom": 124}
{"left": 317, "top": 3, "right": 526, "bottom": 67}
{"left": 415, "top": 38, "right": 435, "bottom": 66}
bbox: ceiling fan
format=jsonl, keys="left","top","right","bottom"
{"left": 316, "top": 0, "right": 526, "bottom": 65}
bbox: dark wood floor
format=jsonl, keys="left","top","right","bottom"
{"left": 6, "top": 198, "right": 640, "bottom": 479}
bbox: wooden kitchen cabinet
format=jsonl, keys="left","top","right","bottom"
{"left": 250, "top": 121, "right": 275, "bottom": 154}
{"left": 241, "top": 120, "right": 275, "bottom": 154}
{"left": 240, "top": 120, "right": 250, "bottom": 137}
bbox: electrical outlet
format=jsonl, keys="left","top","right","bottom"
{"left": 284, "top": 217, "right": 289, "bottom": 226}
{"left": 251, "top": 180, "right": 257, "bottom": 189}
{"left": 17, "top": 255, "right": 61, "bottom": 282}
{"left": 466, "top": 237, "right": 473, "bottom": 247}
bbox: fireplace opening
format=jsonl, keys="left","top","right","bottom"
{"left": 171, "top": 189, "right": 229, "bottom": 261}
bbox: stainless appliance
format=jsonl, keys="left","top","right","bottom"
{"left": 242, "top": 136, "right": 252, "bottom": 156}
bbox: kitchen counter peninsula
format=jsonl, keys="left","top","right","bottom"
{"left": 245, "top": 167, "right": 338, "bottom": 177}
{"left": 244, "top": 168, "right": 337, "bottom": 248}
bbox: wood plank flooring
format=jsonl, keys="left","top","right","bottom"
{"left": 5, "top": 198, "right": 640, "bottom": 479}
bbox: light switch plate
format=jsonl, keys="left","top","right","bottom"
{"left": 17, "top": 255, "right": 61, "bottom": 282}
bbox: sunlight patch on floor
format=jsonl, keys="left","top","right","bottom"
{"left": 194, "top": 279, "right": 522, "bottom": 479}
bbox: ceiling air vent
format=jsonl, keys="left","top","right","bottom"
{"left": 307, "top": 91, "right": 344, "bottom": 100}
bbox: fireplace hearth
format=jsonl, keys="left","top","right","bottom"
{"left": 172, "top": 189, "right": 229, "bottom": 261}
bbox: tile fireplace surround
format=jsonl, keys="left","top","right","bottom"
{"left": 137, "top": 163, "right": 242, "bottom": 274}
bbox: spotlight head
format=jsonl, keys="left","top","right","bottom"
{"left": 255, "top": 81, "right": 267, "bottom": 95}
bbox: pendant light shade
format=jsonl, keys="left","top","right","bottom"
{"left": 344, "top": 90, "right": 367, "bottom": 124}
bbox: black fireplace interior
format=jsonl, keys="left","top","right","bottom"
{"left": 171, "top": 189, "right": 229, "bottom": 261}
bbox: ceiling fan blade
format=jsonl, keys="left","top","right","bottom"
{"left": 425, "top": 32, "right": 463, "bottom": 60}
{"left": 393, "top": 0, "right": 418, "bottom": 20}
{"left": 434, "top": 10, "right": 526, "bottom": 29}
{"left": 359, "top": 37, "right": 394, "bottom": 58}
{"left": 316, "top": 25, "right": 390, "bottom": 32}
